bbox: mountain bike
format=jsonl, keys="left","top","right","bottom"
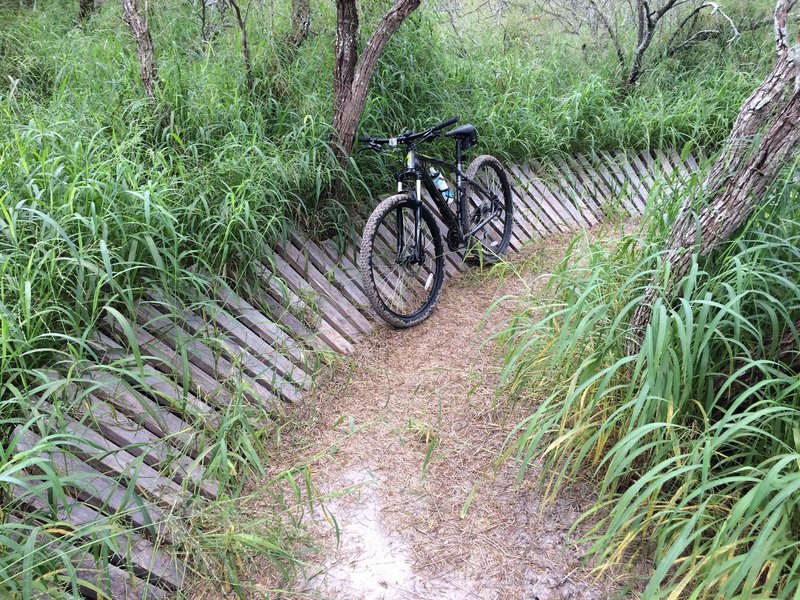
{"left": 357, "top": 116, "right": 513, "bottom": 328}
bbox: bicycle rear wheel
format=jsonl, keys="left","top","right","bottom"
{"left": 461, "top": 155, "right": 513, "bottom": 265}
{"left": 359, "top": 194, "right": 445, "bottom": 328}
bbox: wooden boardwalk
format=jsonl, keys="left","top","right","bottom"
{"left": 10, "top": 149, "right": 698, "bottom": 598}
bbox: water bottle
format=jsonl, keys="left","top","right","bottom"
{"left": 429, "top": 167, "right": 453, "bottom": 203}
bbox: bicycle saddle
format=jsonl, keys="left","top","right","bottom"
{"left": 445, "top": 124, "right": 478, "bottom": 149}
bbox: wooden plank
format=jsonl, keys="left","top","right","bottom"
{"left": 267, "top": 254, "right": 363, "bottom": 342}
{"left": 5, "top": 514, "right": 168, "bottom": 600}
{"left": 146, "top": 296, "right": 303, "bottom": 404}
{"left": 525, "top": 160, "right": 591, "bottom": 228}
{"left": 137, "top": 304, "right": 279, "bottom": 409}
{"left": 53, "top": 393, "right": 217, "bottom": 499}
{"left": 508, "top": 182, "right": 548, "bottom": 239}
{"left": 50, "top": 411, "right": 188, "bottom": 508}
{"left": 14, "top": 485, "right": 183, "bottom": 590}
{"left": 278, "top": 240, "right": 374, "bottom": 334}
{"left": 511, "top": 166, "right": 583, "bottom": 233}
{"left": 684, "top": 151, "right": 701, "bottom": 172}
{"left": 631, "top": 151, "right": 658, "bottom": 190}
{"left": 89, "top": 335, "right": 221, "bottom": 428}
{"left": 208, "top": 301, "right": 311, "bottom": 391}
{"left": 84, "top": 368, "right": 209, "bottom": 458}
{"left": 566, "top": 154, "right": 621, "bottom": 219}
{"left": 97, "top": 327, "right": 236, "bottom": 412}
{"left": 260, "top": 266, "right": 354, "bottom": 354}
{"left": 550, "top": 156, "right": 603, "bottom": 223}
{"left": 214, "top": 281, "right": 312, "bottom": 369}
{"left": 582, "top": 153, "right": 638, "bottom": 217}
{"left": 615, "top": 151, "right": 651, "bottom": 207}
{"left": 260, "top": 285, "right": 347, "bottom": 353}
{"left": 503, "top": 183, "right": 539, "bottom": 243}
{"left": 13, "top": 428, "right": 169, "bottom": 543}
{"left": 597, "top": 151, "right": 645, "bottom": 214}
{"left": 506, "top": 165, "right": 565, "bottom": 234}
{"left": 289, "top": 231, "right": 372, "bottom": 311}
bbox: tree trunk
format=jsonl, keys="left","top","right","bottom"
{"left": 227, "top": 0, "right": 253, "bottom": 91}
{"left": 121, "top": 0, "right": 160, "bottom": 102}
{"left": 78, "top": 0, "right": 94, "bottom": 21}
{"left": 625, "top": 0, "right": 800, "bottom": 355}
{"left": 331, "top": 0, "right": 421, "bottom": 165}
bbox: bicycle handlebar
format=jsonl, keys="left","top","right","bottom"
{"left": 358, "top": 116, "right": 459, "bottom": 149}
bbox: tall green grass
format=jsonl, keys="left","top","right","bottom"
{"left": 499, "top": 163, "right": 800, "bottom": 597}
{"left": 0, "top": 0, "right": 782, "bottom": 595}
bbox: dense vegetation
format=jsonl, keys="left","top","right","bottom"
{"left": 500, "top": 143, "right": 800, "bottom": 596}
{"left": 0, "top": 0, "right": 784, "bottom": 595}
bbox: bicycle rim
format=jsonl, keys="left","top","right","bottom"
{"left": 362, "top": 196, "right": 444, "bottom": 326}
{"left": 463, "top": 157, "right": 512, "bottom": 263}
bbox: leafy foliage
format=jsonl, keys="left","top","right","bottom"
{"left": 499, "top": 163, "right": 800, "bottom": 597}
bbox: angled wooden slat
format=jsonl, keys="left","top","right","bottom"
{"left": 5, "top": 514, "right": 168, "bottom": 600}
{"left": 597, "top": 151, "right": 645, "bottom": 214}
{"left": 506, "top": 166, "right": 564, "bottom": 234}
{"left": 508, "top": 163, "right": 575, "bottom": 232}
{"left": 684, "top": 151, "right": 701, "bottom": 172}
{"left": 214, "top": 281, "right": 312, "bottom": 369}
{"left": 527, "top": 164, "right": 589, "bottom": 229}
{"left": 55, "top": 394, "right": 216, "bottom": 499}
{"left": 582, "top": 153, "right": 638, "bottom": 217}
{"left": 207, "top": 301, "right": 311, "bottom": 391}
{"left": 289, "top": 231, "right": 371, "bottom": 311}
{"left": 14, "top": 485, "right": 182, "bottom": 590}
{"left": 88, "top": 336, "right": 221, "bottom": 428}
{"left": 278, "top": 240, "right": 374, "bottom": 334}
{"left": 508, "top": 182, "right": 548, "bottom": 239}
{"left": 550, "top": 156, "right": 604, "bottom": 223}
{"left": 260, "top": 265, "right": 354, "bottom": 354}
{"left": 631, "top": 151, "right": 658, "bottom": 190}
{"left": 615, "top": 151, "right": 651, "bottom": 206}
{"left": 565, "top": 154, "right": 620, "bottom": 219}
{"left": 84, "top": 369, "right": 207, "bottom": 458}
{"left": 97, "top": 327, "right": 236, "bottom": 412}
{"left": 147, "top": 295, "right": 304, "bottom": 404}
{"left": 268, "top": 253, "right": 362, "bottom": 341}
{"left": 13, "top": 428, "right": 169, "bottom": 543}
{"left": 50, "top": 412, "right": 188, "bottom": 508}
{"left": 504, "top": 183, "right": 539, "bottom": 243}
{"left": 665, "top": 149, "right": 690, "bottom": 178}
{"left": 137, "top": 304, "right": 279, "bottom": 409}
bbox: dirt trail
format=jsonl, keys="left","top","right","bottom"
{"left": 264, "top": 235, "right": 629, "bottom": 599}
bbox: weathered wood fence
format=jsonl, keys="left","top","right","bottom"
{"left": 11, "top": 149, "right": 697, "bottom": 598}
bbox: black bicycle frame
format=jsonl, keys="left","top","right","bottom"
{"left": 394, "top": 140, "right": 500, "bottom": 258}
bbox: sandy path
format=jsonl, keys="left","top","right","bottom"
{"left": 259, "top": 235, "right": 629, "bottom": 599}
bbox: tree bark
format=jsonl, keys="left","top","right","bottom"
{"left": 625, "top": 0, "right": 800, "bottom": 355}
{"left": 78, "top": 0, "right": 94, "bottom": 21}
{"left": 331, "top": 0, "right": 421, "bottom": 164}
{"left": 121, "top": 0, "right": 160, "bottom": 102}
{"left": 227, "top": 0, "right": 253, "bottom": 91}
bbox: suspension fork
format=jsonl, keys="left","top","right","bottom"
{"left": 394, "top": 148, "right": 424, "bottom": 263}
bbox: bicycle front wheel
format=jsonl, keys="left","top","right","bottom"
{"left": 462, "top": 155, "right": 513, "bottom": 265}
{"left": 359, "top": 194, "right": 445, "bottom": 328}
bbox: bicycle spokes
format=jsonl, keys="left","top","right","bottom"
{"left": 367, "top": 201, "right": 441, "bottom": 318}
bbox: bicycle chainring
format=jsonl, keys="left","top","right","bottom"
{"left": 447, "top": 229, "right": 461, "bottom": 252}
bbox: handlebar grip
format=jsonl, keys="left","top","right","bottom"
{"left": 434, "top": 116, "right": 459, "bottom": 131}
{"left": 358, "top": 135, "right": 371, "bottom": 143}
